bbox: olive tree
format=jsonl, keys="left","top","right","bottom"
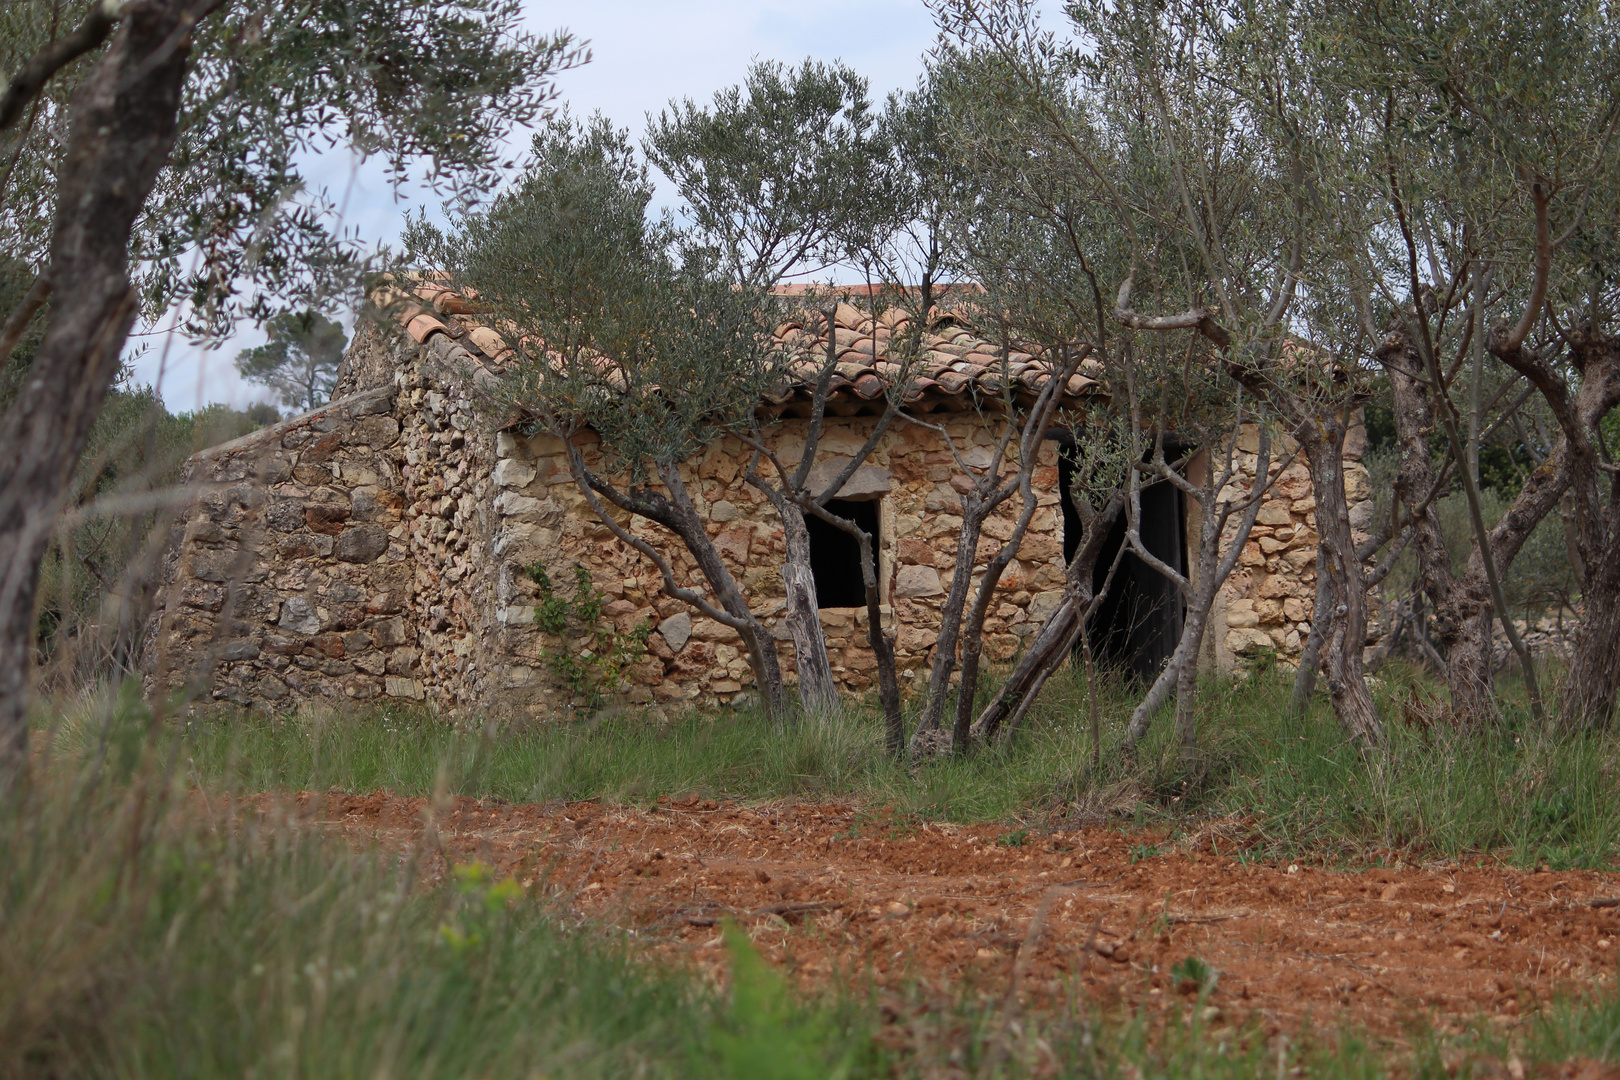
{"left": 1297, "top": 0, "right": 1620, "bottom": 729}
{"left": 645, "top": 59, "right": 902, "bottom": 717}
{"left": 929, "top": 0, "right": 1387, "bottom": 750}
{"left": 0, "top": 0, "right": 581, "bottom": 783}
{"left": 406, "top": 115, "right": 796, "bottom": 718}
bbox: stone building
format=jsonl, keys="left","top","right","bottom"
{"left": 143, "top": 283, "right": 1373, "bottom": 716}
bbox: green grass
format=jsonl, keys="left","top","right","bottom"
{"left": 4, "top": 725, "right": 879, "bottom": 1079}
{"left": 79, "top": 660, "right": 1620, "bottom": 870}
{"left": 13, "top": 690, "right": 1620, "bottom": 1078}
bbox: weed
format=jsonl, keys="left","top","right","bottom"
{"left": 525, "top": 563, "right": 650, "bottom": 712}
{"left": 1170, "top": 955, "right": 1218, "bottom": 994}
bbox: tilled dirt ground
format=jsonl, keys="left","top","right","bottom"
{"left": 279, "top": 791, "right": 1620, "bottom": 1040}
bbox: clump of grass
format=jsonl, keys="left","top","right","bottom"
{"left": 163, "top": 695, "right": 1085, "bottom": 822}
{"left": 65, "top": 656, "right": 1620, "bottom": 869}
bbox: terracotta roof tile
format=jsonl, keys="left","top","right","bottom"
{"left": 405, "top": 313, "right": 450, "bottom": 343}
{"left": 377, "top": 277, "right": 1103, "bottom": 416}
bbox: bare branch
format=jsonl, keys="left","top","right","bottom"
{"left": 1498, "top": 180, "right": 1553, "bottom": 354}
{"left": 0, "top": 3, "right": 117, "bottom": 131}
{"left": 1114, "top": 272, "right": 1232, "bottom": 349}
{"left": 560, "top": 439, "right": 748, "bottom": 633}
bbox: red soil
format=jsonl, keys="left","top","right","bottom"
{"left": 276, "top": 791, "right": 1620, "bottom": 1041}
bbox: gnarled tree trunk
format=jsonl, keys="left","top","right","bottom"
{"left": 0, "top": 3, "right": 197, "bottom": 784}
{"left": 1300, "top": 422, "right": 1382, "bottom": 746}
{"left": 778, "top": 503, "right": 839, "bottom": 714}
{"left": 1375, "top": 333, "right": 1494, "bottom": 718}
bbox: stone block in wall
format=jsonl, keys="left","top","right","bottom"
{"left": 668, "top": 641, "right": 718, "bottom": 677}
{"left": 257, "top": 674, "right": 291, "bottom": 700}
{"left": 1344, "top": 463, "right": 1372, "bottom": 502}
{"left": 305, "top": 502, "right": 351, "bottom": 535}
{"left": 657, "top": 612, "right": 692, "bottom": 653}
{"left": 351, "top": 486, "right": 403, "bottom": 522}
{"left": 278, "top": 596, "right": 323, "bottom": 635}
{"left": 1256, "top": 574, "right": 1302, "bottom": 599}
{"left": 219, "top": 640, "right": 259, "bottom": 661}
{"left": 1226, "top": 627, "right": 1275, "bottom": 654}
{"left": 896, "top": 625, "right": 939, "bottom": 653}
{"left": 385, "top": 648, "right": 420, "bottom": 675}
{"left": 352, "top": 415, "right": 401, "bottom": 447}
{"left": 1226, "top": 599, "right": 1258, "bottom": 628}
{"left": 334, "top": 525, "right": 391, "bottom": 563}
{"left": 493, "top": 458, "right": 537, "bottom": 488}
{"left": 493, "top": 490, "right": 542, "bottom": 517}
{"left": 1255, "top": 502, "right": 1293, "bottom": 526}
{"left": 714, "top": 526, "right": 752, "bottom": 565}
{"left": 179, "top": 581, "right": 227, "bottom": 612}
{"left": 1254, "top": 598, "right": 1284, "bottom": 624}
{"left": 1017, "top": 534, "right": 1061, "bottom": 561}
{"left": 804, "top": 459, "right": 891, "bottom": 497}
{"left": 690, "top": 618, "right": 736, "bottom": 643}
{"left": 895, "top": 565, "right": 942, "bottom": 598}
{"left": 353, "top": 652, "right": 387, "bottom": 675}
{"left": 1344, "top": 417, "right": 1368, "bottom": 460}
{"left": 277, "top": 534, "right": 331, "bottom": 559}
{"left": 264, "top": 500, "right": 306, "bottom": 532}
{"left": 1027, "top": 590, "right": 1064, "bottom": 625}
{"left": 385, "top": 676, "right": 425, "bottom": 700}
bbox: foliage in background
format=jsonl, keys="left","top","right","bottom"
{"left": 1368, "top": 443, "right": 1581, "bottom": 622}
{"left": 34, "top": 387, "right": 280, "bottom": 689}
{"left": 233, "top": 309, "right": 347, "bottom": 414}
{"left": 0, "top": 258, "right": 46, "bottom": 411}
{"left": 644, "top": 58, "right": 879, "bottom": 291}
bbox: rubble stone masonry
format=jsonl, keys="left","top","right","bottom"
{"left": 145, "top": 322, "right": 1371, "bottom": 717}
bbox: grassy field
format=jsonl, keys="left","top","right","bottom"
{"left": 70, "top": 663, "right": 1620, "bottom": 871}
{"left": 11, "top": 669, "right": 1620, "bottom": 1078}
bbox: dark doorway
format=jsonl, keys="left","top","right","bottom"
{"left": 807, "top": 498, "right": 880, "bottom": 608}
{"left": 1058, "top": 445, "right": 1187, "bottom": 684}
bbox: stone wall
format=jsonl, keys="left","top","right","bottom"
{"left": 147, "top": 316, "right": 1372, "bottom": 716}
{"left": 145, "top": 324, "right": 522, "bottom": 713}
{"left": 144, "top": 384, "right": 417, "bottom": 706}
{"left": 485, "top": 415, "right": 1070, "bottom": 712}
{"left": 1202, "top": 419, "right": 1374, "bottom": 672}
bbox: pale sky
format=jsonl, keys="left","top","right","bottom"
{"left": 125, "top": 0, "right": 1054, "bottom": 413}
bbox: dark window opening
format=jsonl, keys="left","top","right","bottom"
{"left": 807, "top": 498, "right": 881, "bottom": 608}
{"left": 1058, "top": 443, "right": 1187, "bottom": 685}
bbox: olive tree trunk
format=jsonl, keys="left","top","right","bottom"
{"left": 1120, "top": 420, "right": 1273, "bottom": 763}
{"left": 562, "top": 442, "right": 790, "bottom": 720}
{"left": 0, "top": 1, "right": 201, "bottom": 784}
